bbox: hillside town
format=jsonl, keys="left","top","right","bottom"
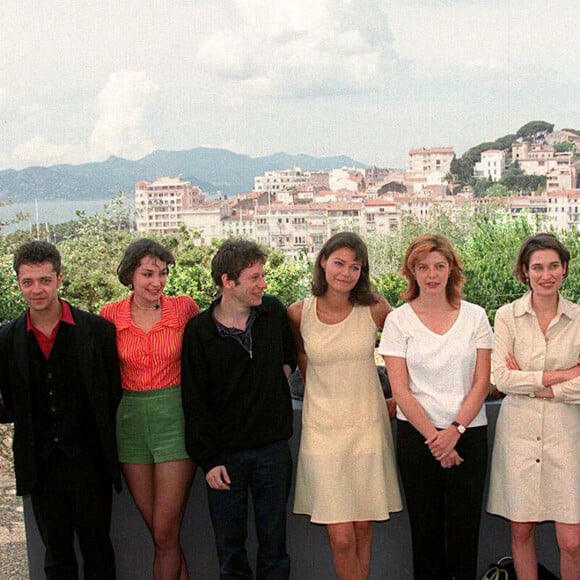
{"left": 135, "top": 129, "right": 580, "bottom": 257}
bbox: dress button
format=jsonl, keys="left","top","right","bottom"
{"left": 53, "top": 435, "right": 59, "bottom": 443}
{"left": 48, "top": 390, "right": 55, "bottom": 396}
{"left": 50, "top": 406, "right": 56, "bottom": 413}
{"left": 536, "top": 459, "right": 540, "bottom": 463}
{"left": 536, "top": 437, "right": 541, "bottom": 441}
{"left": 47, "top": 373, "right": 53, "bottom": 379}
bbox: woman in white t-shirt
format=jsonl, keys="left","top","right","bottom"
{"left": 379, "top": 234, "right": 493, "bottom": 580}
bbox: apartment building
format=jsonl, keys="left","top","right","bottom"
{"left": 181, "top": 201, "right": 230, "bottom": 246}
{"left": 474, "top": 150, "right": 507, "bottom": 181}
{"left": 328, "top": 168, "right": 365, "bottom": 193}
{"left": 545, "top": 130, "right": 580, "bottom": 148}
{"left": 254, "top": 168, "right": 310, "bottom": 200}
{"left": 134, "top": 176, "right": 580, "bottom": 257}
{"left": 511, "top": 142, "right": 576, "bottom": 190}
{"left": 135, "top": 177, "right": 203, "bottom": 233}
{"left": 220, "top": 212, "right": 256, "bottom": 240}
{"left": 407, "top": 147, "right": 455, "bottom": 176}
{"left": 364, "top": 198, "right": 400, "bottom": 235}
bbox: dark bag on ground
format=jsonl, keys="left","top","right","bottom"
{"left": 480, "top": 556, "right": 559, "bottom": 579}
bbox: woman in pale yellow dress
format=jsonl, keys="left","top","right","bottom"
{"left": 288, "top": 232, "right": 402, "bottom": 580}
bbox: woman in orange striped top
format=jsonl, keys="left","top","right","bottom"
{"left": 100, "top": 239, "right": 199, "bottom": 580}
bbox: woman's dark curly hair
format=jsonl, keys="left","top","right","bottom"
{"left": 117, "top": 238, "right": 176, "bottom": 287}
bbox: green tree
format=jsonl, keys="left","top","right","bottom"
{"left": 515, "top": 121, "right": 554, "bottom": 142}
{"left": 264, "top": 253, "right": 311, "bottom": 306}
{"left": 471, "top": 178, "right": 493, "bottom": 197}
{"left": 451, "top": 134, "right": 515, "bottom": 183}
{"left": 0, "top": 261, "right": 26, "bottom": 324}
{"left": 553, "top": 142, "right": 575, "bottom": 154}
{"left": 486, "top": 183, "right": 510, "bottom": 197}
{"left": 0, "top": 200, "right": 29, "bottom": 232}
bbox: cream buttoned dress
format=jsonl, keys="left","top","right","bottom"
{"left": 293, "top": 297, "right": 402, "bottom": 524}
{"left": 487, "top": 292, "right": 580, "bottom": 523}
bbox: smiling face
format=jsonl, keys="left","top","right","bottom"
{"left": 413, "top": 250, "right": 450, "bottom": 297}
{"left": 224, "top": 260, "right": 267, "bottom": 308}
{"left": 524, "top": 249, "right": 566, "bottom": 298}
{"left": 17, "top": 261, "right": 62, "bottom": 314}
{"left": 131, "top": 255, "right": 168, "bottom": 306}
{"left": 321, "top": 247, "right": 362, "bottom": 295}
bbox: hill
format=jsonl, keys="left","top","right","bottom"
{"left": 0, "top": 149, "right": 366, "bottom": 202}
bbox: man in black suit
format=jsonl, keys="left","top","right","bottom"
{"left": 0, "top": 241, "right": 122, "bottom": 580}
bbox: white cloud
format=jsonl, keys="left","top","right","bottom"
{"left": 196, "top": 0, "right": 401, "bottom": 98}
{"left": 2, "top": 71, "right": 159, "bottom": 169}
{"left": 5, "top": 137, "right": 81, "bottom": 169}
{"left": 89, "top": 70, "right": 158, "bottom": 161}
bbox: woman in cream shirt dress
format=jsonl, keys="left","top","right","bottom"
{"left": 488, "top": 233, "right": 580, "bottom": 580}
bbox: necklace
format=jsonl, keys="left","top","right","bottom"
{"left": 133, "top": 296, "right": 161, "bottom": 311}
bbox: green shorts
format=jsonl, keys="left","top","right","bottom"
{"left": 116, "top": 385, "right": 190, "bottom": 464}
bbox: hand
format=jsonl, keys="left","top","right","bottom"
{"left": 386, "top": 398, "right": 397, "bottom": 420}
{"left": 440, "top": 449, "right": 464, "bottom": 469}
{"left": 534, "top": 387, "right": 554, "bottom": 399}
{"left": 426, "top": 427, "right": 460, "bottom": 460}
{"left": 505, "top": 352, "right": 520, "bottom": 371}
{"left": 206, "top": 465, "right": 231, "bottom": 490}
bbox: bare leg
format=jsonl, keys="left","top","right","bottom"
{"left": 556, "top": 522, "right": 580, "bottom": 580}
{"left": 122, "top": 463, "right": 155, "bottom": 528}
{"left": 353, "top": 522, "right": 372, "bottom": 579}
{"left": 123, "top": 460, "right": 195, "bottom": 580}
{"left": 511, "top": 521, "right": 538, "bottom": 580}
{"left": 327, "top": 522, "right": 367, "bottom": 580}
{"left": 152, "top": 459, "right": 195, "bottom": 580}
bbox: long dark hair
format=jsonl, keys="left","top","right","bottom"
{"left": 312, "top": 232, "right": 378, "bottom": 306}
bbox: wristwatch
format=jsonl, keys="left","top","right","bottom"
{"left": 451, "top": 421, "right": 466, "bottom": 435}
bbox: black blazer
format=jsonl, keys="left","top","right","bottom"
{"left": 0, "top": 304, "right": 122, "bottom": 495}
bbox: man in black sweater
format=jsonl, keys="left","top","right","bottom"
{"left": 0, "top": 241, "right": 121, "bottom": 580}
{"left": 182, "top": 239, "right": 296, "bottom": 579}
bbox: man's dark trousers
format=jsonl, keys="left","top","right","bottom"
{"left": 207, "top": 440, "right": 293, "bottom": 580}
{"left": 30, "top": 449, "right": 115, "bottom": 580}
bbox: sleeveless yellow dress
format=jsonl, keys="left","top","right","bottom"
{"left": 293, "top": 297, "right": 402, "bottom": 523}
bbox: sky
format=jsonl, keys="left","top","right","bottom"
{"left": 1, "top": 0, "right": 579, "bottom": 171}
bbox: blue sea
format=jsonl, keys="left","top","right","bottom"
{"left": 0, "top": 199, "right": 132, "bottom": 233}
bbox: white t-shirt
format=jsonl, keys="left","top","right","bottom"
{"left": 378, "top": 300, "right": 493, "bottom": 429}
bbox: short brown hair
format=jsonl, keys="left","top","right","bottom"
{"left": 514, "top": 233, "right": 570, "bottom": 286}
{"left": 13, "top": 241, "right": 61, "bottom": 275}
{"left": 211, "top": 239, "right": 267, "bottom": 287}
{"left": 117, "top": 239, "right": 176, "bottom": 287}
{"left": 401, "top": 234, "right": 465, "bottom": 307}
{"left": 312, "top": 232, "right": 377, "bottom": 306}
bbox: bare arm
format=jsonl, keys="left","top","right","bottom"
{"left": 287, "top": 301, "right": 307, "bottom": 383}
{"left": 384, "top": 355, "right": 463, "bottom": 466}
{"left": 370, "top": 295, "right": 392, "bottom": 328}
{"left": 384, "top": 355, "right": 438, "bottom": 441}
{"left": 426, "top": 349, "right": 491, "bottom": 459}
{"left": 372, "top": 297, "right": 396, "bottom": 418}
